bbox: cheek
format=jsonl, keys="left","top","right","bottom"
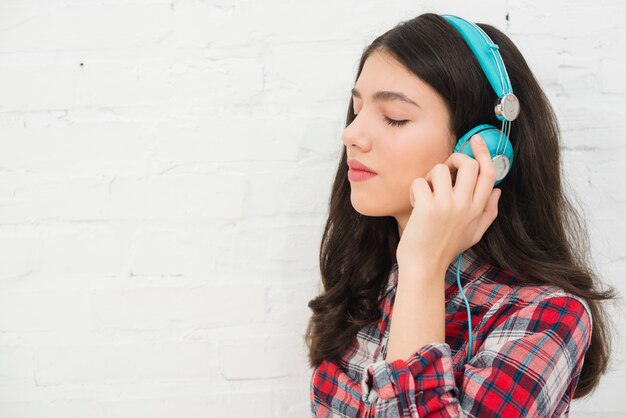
{"left": 380, "top": 149, "right": 424, "bottom": 200}
{"left": 394, "top": 132, "right": 450, "bottom": 176}
{"left": 377, "top": 125, "right": 451, "bottom": 196}
{"left": 384, "top": 140, "right": 426, "bottom": 181}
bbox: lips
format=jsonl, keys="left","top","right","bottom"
{"left": 347, "top": 159, "right": 377, "bottom": 174}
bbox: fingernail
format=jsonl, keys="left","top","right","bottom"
{"left": 472, "top": 134, "right": 484, "bottom": 145}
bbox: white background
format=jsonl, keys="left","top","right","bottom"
{"left": 0, "top": 0, "right": 624, "bottom": 417}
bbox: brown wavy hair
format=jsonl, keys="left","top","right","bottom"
{"left": 304, "top": 12, "right": 620, "bottom": 399}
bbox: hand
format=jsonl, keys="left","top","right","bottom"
{"left": 395, "top": 134, "right": 502, "bottom": 278}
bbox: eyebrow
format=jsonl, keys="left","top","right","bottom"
{"left": 351, "top": 87, "right": 421, "bottom": 108}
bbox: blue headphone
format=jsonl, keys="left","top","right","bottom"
{"left": 443, "top": 14, "right": 519, "bottom": 187}
{"left": 441, "top": 14, "right": 520, "bottom": 364}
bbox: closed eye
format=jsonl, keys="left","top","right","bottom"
{"left": 353, "top": 113, "right": 409, "bottom": 127}
{"left": 384, "top": 117, "right": 409, "bottom": 127}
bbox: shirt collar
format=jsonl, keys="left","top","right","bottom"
{"left": 386, "top": 248, "right": 488, "bottom": 304}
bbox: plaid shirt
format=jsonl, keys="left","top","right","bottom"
{"left": 310, "top": 249, "right": 592, "bottom": 417}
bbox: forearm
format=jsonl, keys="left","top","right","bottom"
{"left": 385, "top": 264, "right": 447, "bottom": 363}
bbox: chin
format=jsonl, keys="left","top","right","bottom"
{"left": 350, "top": 195, "right": 387, "bottom": 217}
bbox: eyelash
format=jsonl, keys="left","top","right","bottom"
{"left": 353, "top": 113, "right": 409, "bottom": 127}
{"left": 384, "top": 117, "right": 409, "bottom": 127}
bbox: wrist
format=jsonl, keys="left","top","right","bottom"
{"left": 396, "top": 262, "right": 447, "bottom": 293}
{"left": 397, "top": 261, "right": 447, "bottom": 286}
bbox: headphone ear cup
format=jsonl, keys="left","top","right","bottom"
{"left": 453, "top": 124, "right": 514, "bottom": 185}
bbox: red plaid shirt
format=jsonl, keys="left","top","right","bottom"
{"left": 310, "top": 249, "right": 592, "bottom": 417}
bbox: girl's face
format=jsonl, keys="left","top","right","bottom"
{"left": 342, "top": 50, "right": 454, "bottom": 237}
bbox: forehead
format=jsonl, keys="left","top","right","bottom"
{"left": 354, "top": 51, "right": 441, "bottom": 106}
{"left": 360, "top": 51, "right": 413, "bottom": 80}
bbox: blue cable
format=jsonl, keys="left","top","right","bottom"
{"left": 456, "top": 252, "right": 473, "bottom": 364}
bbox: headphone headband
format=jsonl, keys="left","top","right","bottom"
{"left": 442, "top": 14, "right": 520, "bottom": 122}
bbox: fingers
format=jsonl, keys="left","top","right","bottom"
{"left": 452, "top": 155, "right": 478, "bottom": 194}
{"left": 439, "top": 153, "right": 478, "bottom": 201}
{"left": 417, "top": 133, "right": 498, "bottom": 213}
{"left": 424, "top": 164, "right": 453, "bottom": 198}
{"left": 468, "top": 134, "right": 497, "bottom": 210}
{"left": 410, "top": 177, "right": 431, "bottom": 207}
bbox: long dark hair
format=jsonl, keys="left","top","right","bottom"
{"left": 304, "top": 12, "right": 619, "bottom": 399}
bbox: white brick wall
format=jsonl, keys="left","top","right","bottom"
{"left": 0, "top": 1, "right": 624, "bottom": 417}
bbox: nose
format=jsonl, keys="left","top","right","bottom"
{"left": 341, "top": 113, "right": 372, "bottom": 151}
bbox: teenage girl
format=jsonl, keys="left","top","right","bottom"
{"left": 306, "top": 12, "right": 617, "bottom": 418}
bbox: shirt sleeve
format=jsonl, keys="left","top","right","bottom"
{"left": 360, "top": 294, "right": 593, "bottom": 417}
